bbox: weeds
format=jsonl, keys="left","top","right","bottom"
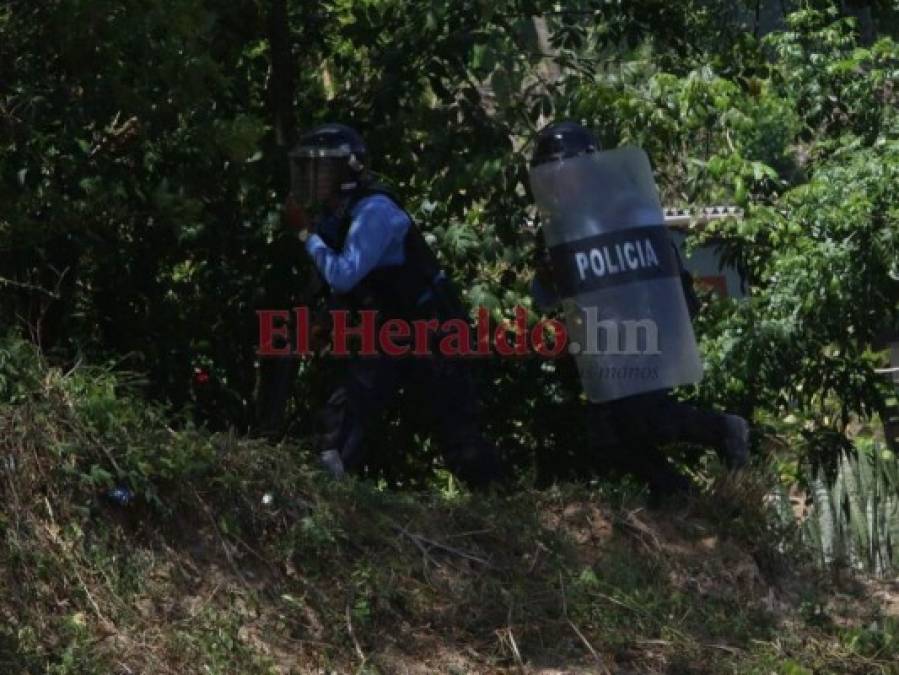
{"left": 1, "top": 336, "right": 897, "bottom": 673}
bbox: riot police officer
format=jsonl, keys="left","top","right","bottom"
{"left": 284, "top": 123, "right": 501, "bottom": 488}
{"left": 528, "top": 121, "right": 749, "bottom": 499}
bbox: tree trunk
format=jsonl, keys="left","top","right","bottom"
{"left": 267, "top": 0, "right": 297, "bottom": 149}
{"left": 255, "top": 0, "right": 299, "bottom": 438}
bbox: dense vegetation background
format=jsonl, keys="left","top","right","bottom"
{"left": 1, "top": 1, "right": 899, "bottom": 672}
{"left": 3, "top": 0, "right": 898, "bottom": 467}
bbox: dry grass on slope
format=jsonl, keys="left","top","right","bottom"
{"left": 1, "top": 348, "right": 897, "bottom": 674}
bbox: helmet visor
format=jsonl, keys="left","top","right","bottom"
{"left": 290, "top": 155, "right": 348, "bottom": 207}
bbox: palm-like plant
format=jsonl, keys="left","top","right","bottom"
{"left": 803, "top": 438, "right": 899, "bottom": 576}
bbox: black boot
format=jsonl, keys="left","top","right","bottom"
{"left": 719, "top": 414, "right": 750, "bottom": 469}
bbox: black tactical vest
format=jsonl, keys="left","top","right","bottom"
{"left": 327, "top": 186, "right": 465, "bottom": 322}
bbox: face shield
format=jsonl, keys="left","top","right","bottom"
{"left": 289, "top": 147, "right": 354, "bottom": 209}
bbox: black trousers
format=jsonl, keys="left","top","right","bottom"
{"left": 586, "top": 390, "right": 728, "bottom": 486}
{"left": 317, "top": 353, "right": 500, "bottom": 487}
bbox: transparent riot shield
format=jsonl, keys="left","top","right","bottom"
{"left": 529, "top": 146, "right": 703, "bottom": 402}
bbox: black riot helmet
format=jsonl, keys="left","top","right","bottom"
{"left": 530, "top": 121, "right": 600, "bottom": 168}
{"left": 289, "top": 123, "right": 368, "bottom": 206}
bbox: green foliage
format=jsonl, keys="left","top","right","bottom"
{"left": 841, "top": 616, "right": 899, "bottom": 662}
{"left": 695, "top": 135, "right": 898, "bottom": 434}
{"left": 0, "top": 335, "right": 219, "bottom": 510}
{"left": 1, "top": 0, "right": 898, "bottom": 483}
{"left": 686, "top": 15, "right": 898, "bottom": 441}
{"left": 0, "top": 332, "right": 44, "bottom": 403}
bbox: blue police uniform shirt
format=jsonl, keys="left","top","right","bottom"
{"left": 305, "top": 195, "right": 411, "bottom": 294}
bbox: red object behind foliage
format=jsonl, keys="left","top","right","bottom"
{"left": 695, "top": 275, "right": 729, "bottom": 298}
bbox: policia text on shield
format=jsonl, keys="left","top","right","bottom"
{"left": 528, "top": 121, "right": 749, "bottom": 500}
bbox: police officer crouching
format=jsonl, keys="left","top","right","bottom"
{"left": 284, "top": 123, "right": 501, "bottom": 488}
{"left": 528, "top": 121, "right": 750, "bottom": 500}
